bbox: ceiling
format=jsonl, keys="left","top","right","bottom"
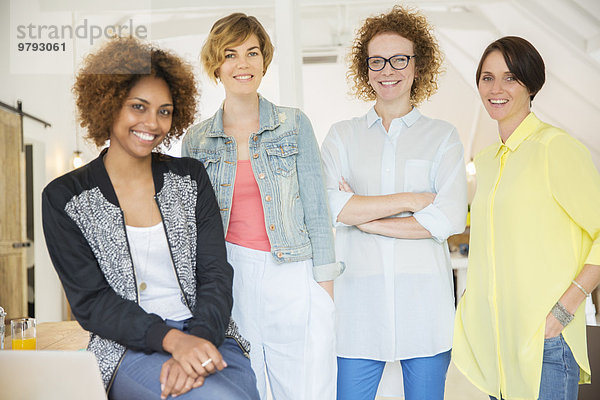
{"left": 36, "top": 0, "right": 600, "bottom": 166}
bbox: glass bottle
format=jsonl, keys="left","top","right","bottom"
{"left": 0, "top": 306, "right": 5, "bottom": 350}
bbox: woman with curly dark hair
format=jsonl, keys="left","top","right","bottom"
{"left": 321, "top": 6, "right": 467, "bottom": 399}
{"left": 42, "top": 37, "right": 259, "bottom": 400}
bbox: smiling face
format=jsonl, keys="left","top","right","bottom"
{"left": 478, "top": 50, "right": 531, "bottom": 139}
{"left": 109, "top": 76, "right": 173, "bottom": 160}
{"left": 217, "top": 34, "right": 264, "bottom": 97}
{"left": 367, "top": 32, "right": 415, "bottom": 107}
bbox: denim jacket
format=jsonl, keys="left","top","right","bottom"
{"left": 183, "top": 95, "right": 344, "bottom": 281}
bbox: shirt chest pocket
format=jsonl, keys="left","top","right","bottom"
{"left": 265, "top": 143, "right": 298, "bottom": 177}
{"left": 404, "top": 159, "right": 434, "bottom": 193}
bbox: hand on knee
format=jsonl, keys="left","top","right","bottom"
{"left": 162, "top": 330, "right": 227, "bottom": 378}
{"left": 160, "top": 358, "right": 201, "bottom": 399}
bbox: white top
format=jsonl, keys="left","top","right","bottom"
{"left": 126, "top": 222, "right": 193, "bottom": 321}
{"left": 321, "top": 107, "right": 467, "bottom": 360}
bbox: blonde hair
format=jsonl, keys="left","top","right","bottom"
{"left": 201, "top": 13, "right": 274, "bottom": 83}
{"left": 348, "top": 5, "right": 443, "bottom": 106}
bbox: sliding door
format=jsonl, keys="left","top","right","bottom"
{"left": 0, "top": 108, "right": 27, "bottom": 319}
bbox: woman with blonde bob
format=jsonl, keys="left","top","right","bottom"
{"left": 321, "top": 6, "right": 467, "bottom": 400}
{"left": 183, "top": 13, "right": 342, "bottom": 400}
{"left": 42, "top": 37, "right": 259, "bottom": 400}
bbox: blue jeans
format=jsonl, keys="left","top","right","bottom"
{"left": 109, "top": 320, "right": 259, "bottom": 400}
{"left": 490, "top": 334, "right": 579, "bottom": 400}
{"left": 337, "top": 350, "right": 452, "bottom": 400}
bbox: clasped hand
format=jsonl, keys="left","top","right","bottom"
{"left": 160, "top": 330, "right": 227, "bottom": 399}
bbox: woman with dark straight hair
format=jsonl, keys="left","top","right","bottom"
{"left": 453, "top": 36, "right": 600, "bottom": 400}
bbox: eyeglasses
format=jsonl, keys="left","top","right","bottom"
{"left": 367, "top": 55, "right": 416, "bottom": 71}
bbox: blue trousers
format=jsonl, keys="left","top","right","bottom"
{"left": 337, "top": 350, "right": 451, "bottom": 400}
{"left": 490, "top": 334, "right": 579, "bottom": 400}
{"left": 109, "top": 320, "right": 259, "bottom": 400}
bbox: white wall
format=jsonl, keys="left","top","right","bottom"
{"left": 1, "top": 0, "right": 77, "bottom": 322}
{"left": 2, "top": 1, "right": 598, "bottom": 321}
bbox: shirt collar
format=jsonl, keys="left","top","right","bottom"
{"left": 256, "top": 94, "right": 281, "bottom": 134}
{"left": 494, "top": 112, "right": 541, "bottom": 158}
{"left": 366, "top": 107, "right": 380, "bottom": 128}
{"left": 366, "top": 106, "right": 421, "bottom": 129}
{"left": 402, "top": 107, "right": 422, "bottom": 127}
{"left": 205, "top": 94, "right": 281, "bottom": 137}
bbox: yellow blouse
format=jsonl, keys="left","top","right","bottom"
{"left": 453, "top": 113, "right": 600, "bottom": 400}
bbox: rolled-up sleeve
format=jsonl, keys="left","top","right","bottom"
{"left": 321, "top": 124, "right": 355, "bottom": 227}
{"left": 313, "top": 261, "right": 346, "bottom": 282}
{"left": 413, "top": 128, "right": 468, "bottom": 242}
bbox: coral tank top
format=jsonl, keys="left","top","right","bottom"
{"left": 225, "top": 160, "right": 271, "bottom": 251}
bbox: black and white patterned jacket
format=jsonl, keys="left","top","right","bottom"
{"left": 42, "top": 150, "right": 249, "bottom": 390}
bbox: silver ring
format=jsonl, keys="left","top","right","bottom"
{"left": 201, "top": 358, "right": 213, "bottom": 368}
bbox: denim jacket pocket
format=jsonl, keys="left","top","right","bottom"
{"left": 196, "top": 151, "right": 222, "bottom": 191}
{"left": 265, "top": 143, "right": 298, "bottom": 177}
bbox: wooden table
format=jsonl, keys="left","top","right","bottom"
{"left": 3, "top": 320, "right": 89, "bottom": 350}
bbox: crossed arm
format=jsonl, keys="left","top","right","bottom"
{"left": 321, "top": 124, "right": 467, "bottom": 242}
{"left": 336, "top": 177, "right": 435, "bottom": 239}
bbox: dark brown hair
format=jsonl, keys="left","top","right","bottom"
{"left": 476, "top": 36, "right": 545, "bottom": 101}
{"left": 74, "top": 37, "right": 198, "bottom": 148}
{"left": 348, "top": 5, "right": 443, "bottom": 105}
{"left": 201, "top": 13, "right": 274, "bottom": 83}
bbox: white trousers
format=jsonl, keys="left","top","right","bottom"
{"left": 226, "top": 242, "right": 337, "bottom": 400}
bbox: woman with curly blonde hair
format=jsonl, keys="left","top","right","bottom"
{"left": 42, "top": 37, "right": 259, "bottom": 400}
{"left": 321, "top": 6, "right": 467, "bottom": 399}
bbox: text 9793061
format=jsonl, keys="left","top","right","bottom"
{"left": 18, "top": 42, "right": 66, "bottom": 52}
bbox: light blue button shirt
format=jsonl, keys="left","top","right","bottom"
{"left": 321, "top": 107, "right": 467, "bottom": 360}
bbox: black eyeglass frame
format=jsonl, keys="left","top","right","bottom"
{"left": 366, "top": 54, "right": 416, "bottom": 71}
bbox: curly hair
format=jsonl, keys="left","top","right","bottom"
{"left": 73, "top": 36, "right": 198, "bottom": 148}
{"left": 348, "top": 5, "right": 443, "bottom": 106}
{"left": 201, "top": 13, "right": 274, "bottom": 83}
